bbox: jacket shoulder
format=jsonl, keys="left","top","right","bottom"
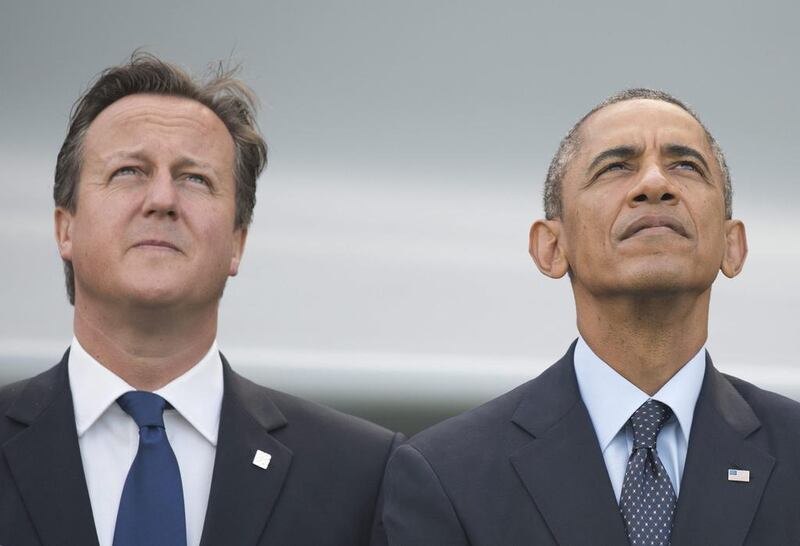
{"left": 408, "top": 378, "right": 533, "bottom": 458}
{"left": 229, "top": 368, "right": 398, "bottom": 450}
{"left": 0, "top": 360, "right": 67, "bottom": 440}
{"left": 724, "top": 373, "right": 800, "bottom": 426}
{"left": 408, "top": 349, "right": 577, "bottom": 459}
{"left": 270, "top": 384, "right": 396, "bottom": 443}
{"left": 0, "top": 377, "right": 31, "bottom": 414}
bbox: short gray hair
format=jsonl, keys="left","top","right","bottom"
{"left": 54, "top": 51, "right": 267, "bottom": 305}
{"left": 543, "top": 88, "right": 731, "bottom": 220}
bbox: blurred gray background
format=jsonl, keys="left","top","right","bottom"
{"left": 1, "top": 0, "right": 798, "bottom": 434}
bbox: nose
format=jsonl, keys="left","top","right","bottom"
{"left": 141, "top": 170, "right": 179, "bottom": 219}
{"left": 627, "top": 163, "right": 680, "bottom": 207}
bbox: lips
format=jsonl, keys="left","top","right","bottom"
{"left": 620, "top": 215, "right": 689, "bottom": 240}
{"left": 133, "top": 239, "right": 182, "bottom": 252}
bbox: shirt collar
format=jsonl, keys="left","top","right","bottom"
{"left": 154, "top": 342, "right": 223, "bottom": 446}
{"left": 68, "top": 336, "right": 223, "bottom": 446}
{"left": 574, "top": 336, "right": 706, "bottom": 452}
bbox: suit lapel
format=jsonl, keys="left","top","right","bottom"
{"left": 671, "top": 356, "right": 774, "bottom": 546}
{"left": 2, "top": 354, "right": 99, "bottom": 546}
{"left": 509, "top": 347, "right": 629, "bottom": 545}
{"left": 200, "top": 356, "right": 293, "bottom": 546}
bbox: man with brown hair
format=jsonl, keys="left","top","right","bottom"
{"left": 0, "top": 53, "right": 399, "bottom": 546}
{"left": 382, "top": 89, "right": 800, "bottom": 545}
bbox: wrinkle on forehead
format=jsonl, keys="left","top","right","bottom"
{"left": 575, "top": 99, "right": 717, "bottom": 172}
{"left": 87, "top": 94, "right": 232, "bottom": 144}
{"left": 83, "top": 94, "right": 235, "bottom": 170}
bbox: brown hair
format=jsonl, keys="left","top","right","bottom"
{"left": 543, "top": 88, "right": 731, "bottom": 221}
{"left": 54, "top": 51, "right": 267, "bottom": 304}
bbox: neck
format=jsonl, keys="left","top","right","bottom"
{"left": 73, "top": 297, "right": 218, "bottom": 391}
{"left": 574, "top": 287, "right": 710, "bottom": 395}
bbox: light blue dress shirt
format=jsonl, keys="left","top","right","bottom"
{"left": 573, "top": 336, "right": 706, "bottom": 502}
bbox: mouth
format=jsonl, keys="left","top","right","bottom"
{"left": 620, "top": 215, "right": 689, "bottom": 240}
{"left": 132, "top": 240, "right": 182, "bottom": 253}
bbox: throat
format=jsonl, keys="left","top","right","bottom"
{"left": 575, "top": 292, "right": 708, "bottom": 395}
{"left": 72, "top": 302, "right": 218, "bottom": 390}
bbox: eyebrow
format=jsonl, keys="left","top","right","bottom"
{"left": 585, "top": 145, "right": 642, "bottom": 175}
{"left": 173, "top": 156, "right": 215, "bottom": 173}
{"left": 661, "top": 144, "right": 711, "bottom": 172}
{"left": 585, "top": 143, "right": 712, "bottom": 175}
{"left": 102, "top": 151, "right": 215, "bottom": 173}
{"left": 101, "top": 150, "right": 148, "bottom": 163}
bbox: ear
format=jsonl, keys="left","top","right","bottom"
{"left": 529, "top": 219, "right": 569, "bottom": 278}
{"left": 720, "top": 219, "right": 747, "bottom": 278}
{"left": 229, "top": 227, "right": 248, "bottom": 277}
{"left": 54, "top": 207, "right": 74, "bottom": 261}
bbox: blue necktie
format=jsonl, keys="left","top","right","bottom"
{"left": 619, "top": 399, "right": 677, "bottom": 546}
{"left": 113, "top": 391, "right": 187, "bottom": 546}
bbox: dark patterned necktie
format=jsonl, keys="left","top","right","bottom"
{"left": 113, "top": 391, "right": 187, "bottom": 546}
{"left": 619, "top": 399, "right": 677, "bottom": 546}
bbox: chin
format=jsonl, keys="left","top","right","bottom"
{"left": 626, "top": 275, "right": 688, "bottom": 295}
{"left": 126, "top": 278, "right": 229, "bottom": 308}
{"left": 124, "top": 286, "right": 189, "bottom": 309}
{"left": 613, "top": 267, "right": 714, "bottom": 296}
{"left": 116, "top": 274, "right": 188, "bottom": 303}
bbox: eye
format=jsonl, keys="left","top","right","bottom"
{"left": 184, "top": 173, "right": 210, "bottom": 186}
{"left": 597, "top": 162, "right": 628, "bottom": 176}
{"left": 675, "top": 161, "right": 699, "bottom": 171}
{"left": 673, "top": 161, "right": 706, "bottom": 177}
{"left": 111, "top": 166, "right": 140, "bottom": 178}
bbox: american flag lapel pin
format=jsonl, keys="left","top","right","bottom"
{"left": 728, "top": 468, "right": 750, "bottom": 483}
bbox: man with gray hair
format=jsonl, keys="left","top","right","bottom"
{"left": 382, "top": 89, "right": 800, "bottom": 545}
{"left": 0, "top": 53, "right": 400, "bottom": 546}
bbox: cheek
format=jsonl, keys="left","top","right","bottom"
{"left": 700, "top": 223, "right": 728, "bottom": 263}
{"left": 567, "top": 207, "right": 611, "bottom": 250}
{"left": 196, "top": 219, "right": 238, "bottom": 265}
{"left": 691, "top": 196, "right": 728, "bottom": 246}
{"left": 72, "top": 208, "right": 118, "bottom": 253}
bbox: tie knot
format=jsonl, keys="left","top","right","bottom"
{"left": 629, "top": 399, "right": 672, "bottom": 449}
{"left": 117, "top": 391, "right": 168, "bottom": 429}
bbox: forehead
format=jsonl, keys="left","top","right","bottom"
{"left": 83, "top": 93, "right": 235, "bottom": 166}
{"left": 576, "top": 99, "right": 712, "bottom": 161}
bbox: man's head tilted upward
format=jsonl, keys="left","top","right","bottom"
{"left": 54, "top": 52, "right": 267, "bottom": 306}
{"left": 529, "top": 89, "right": 747, "bottom": 300}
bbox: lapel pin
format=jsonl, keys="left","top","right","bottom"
{"left": 728, "top": 468, "right": 750, "bottom": 482}
{"left": 252, "top": 449, "right": 272, "bottom": 470}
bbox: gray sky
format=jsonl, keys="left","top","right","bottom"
{"left": 1, "top": 0, "right": 798, "bottom": 405}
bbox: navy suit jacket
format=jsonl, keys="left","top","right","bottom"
{"left": 0, "top": 351, "right": 401, "bottom": 546}
{"left": 383, "top": 343, "right": 800, "bottom": 545}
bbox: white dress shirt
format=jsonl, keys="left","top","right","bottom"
{"left": 68, "top": 336, "right": 223, "bottom": 546}
{"left": 573, "top": 336, "right": 706, "bottom": 502}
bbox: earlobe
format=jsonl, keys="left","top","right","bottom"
{"left": 229, "top": 227, "right": 248, "bottom": 277}
{"left": 529, "top": 219, "right": 569, "bottom": 278}
{"left": 721, "top": 219, "right": 747, "bottom": 278}
{"left": 54, "top": 207, "right": 74, "bottom": 261}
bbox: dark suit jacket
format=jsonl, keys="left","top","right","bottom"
{"left": 0, "top": 351, "right": 402, "bottom": 546}
{"left": 383, "top": 343, "right": 800, "bottom": 545}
